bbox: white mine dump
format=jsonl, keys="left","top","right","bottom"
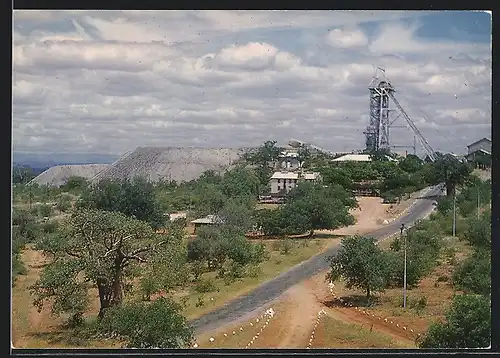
{"left": 91, "top": 147, "right": 247, "bottom": 184}
{"left": 31, "top": 164, "right": 109, "bottom": 187}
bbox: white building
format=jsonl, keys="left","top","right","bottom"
{"left": 279, "top": 150, "right": 301, "bottom": 171}
{"left": 466, "top": 137, "right": 491, "bottom": 156}
{"left": 270, "top": 171, "right": 321, "bottom": 194}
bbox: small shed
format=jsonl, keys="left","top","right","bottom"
{"left": 190, "top": 215, "right": 224, "bottom": 234}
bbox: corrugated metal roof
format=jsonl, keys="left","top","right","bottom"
{"left": 271, "top": 172, "right": 299, "bottom": 179}
{"left": 190, "top": 215, "right": 223, "bottom": 224}
{"left": 270, "top": 171, "right": 320, "bottom": 180}
{"left": 467, "top": 137, "right": 491, "bottom": 148}
{"left": 332, "top": 154, "right": 372, "bottom": 162}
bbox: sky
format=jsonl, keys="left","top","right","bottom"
{"left": 12, "top": 10, "right": 492, "bottom": 158}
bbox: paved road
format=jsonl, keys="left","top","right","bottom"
{"left": 190, "top": 185, "right": 443, "bottom": 334}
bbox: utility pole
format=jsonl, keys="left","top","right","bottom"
{"left": 452, "top": 187, "right": 456, "bottom": 238}
{"left": 477, "top": 183, "right": 480, "bottom": 220}
{"left": 400, "top": 223, "right": 407, "bottom": 310}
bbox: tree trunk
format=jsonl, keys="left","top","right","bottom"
{"left": 446, "top": 182, "right": 455, "bottom": 198}
{"left": 366, "top": 286, "right": 371, "bottom": 300}
{"left": 97, "top": 282, "right": 111, "bottom": 319}
{"left": 110, "top": 257, "right": 124, "bottom": 306}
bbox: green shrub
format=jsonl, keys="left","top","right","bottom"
{"left": 193, "top": 278, "right": 218, "bottom": 294}
{"left": 41, "top": 220, "right": 59, "bottom": 234}
{"left": 452, "top": 250, "right": 491, "bottom": 296}
{"left": 279, "top": 238, "right": 294, "bottom": 255}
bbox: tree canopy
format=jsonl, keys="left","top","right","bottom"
{"left": 419, "top": 294, "right": 490, "bottom": 348}
{"left": 99, "top": 297, "right": 194, "bottom": 348}
{"left": 257, "top": 182, "right": 356, "bottom": 236}
{"left": 77, "top": 178, "right": 165, "bottom": 229}
{"left": 326, "top": 235, "right": 389, "bottom": 299}
{"left": 30, "top": 209, "right": 186, "bottom": 318}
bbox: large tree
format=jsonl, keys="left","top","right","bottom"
{"left": 427, "top": 154, "right": 473, "bottom": 198}
{"left": 258, "top": 182, "right": 356, "bottom": 236}
{"left": 327, "top": 235, "right": 389, "bottom": 299}
{"left": 77, "top": 178, "right": 165, "bottom": 229}
{"left": 30, "top": 209, "right": 185, "bottom": 318}
{"left": 419, "top": 294, "right": 491, "bottom": 348}
{"left": 243, "top": 140, "right": 283, "bottom": 167}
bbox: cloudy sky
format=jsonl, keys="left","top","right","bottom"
{"left": 13, "top": 10, "right": 491, "bottom": 158}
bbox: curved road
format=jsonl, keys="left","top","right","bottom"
{"left": 190, "top": 185, "right": 442, "bottom": 334}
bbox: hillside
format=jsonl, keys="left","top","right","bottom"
{"left": 91, "top": 147, "right": 247, "bottom": 184}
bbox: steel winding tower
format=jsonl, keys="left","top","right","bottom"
{"left": 364, "top": 68, "right": 394, "bottom": 153}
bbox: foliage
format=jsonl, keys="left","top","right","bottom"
{"left": 12, "top": 165, "right": 39, "bottom": 184}
{"left": 98, "top": 297, "right": 194, "bottom": 348}
{"left": 243, "top": 140, "right": 283, "bottom": 167}
{"left": 38, "top": 204, "right": 54, "bottom": 218}
{"left": 327, "top": 235, "right": 389, "bottom": 299}
{"left": 419, "top": 294, "right": 491, "bottom": 348}
{"left": 258, "top": 182, "right": 356, "bottom": 236}
{"left": 186, "top": 224, "right": 265, "bottom": 277}
{"left": 77, "top": 178, "right": 165, "bottom": 229}
{"left": 29, "top": 209, "right": 182, "bottom": 318}
{"left": 193, "top": 278, "right": 218, "bottom": 294}
{"left": 426, "top": 154, "right": 473, "bottom": 197}
{"left": 56, "top": 194, "right": 73, "bottom": 212}
{"left": 435, "top": 196, "right": 453, "bottom": 216}
{"left": 452, "top": 249, "right": 491, "bottom": 296}
{"left": 462, "top": 210, "right": 491, "bottom": 249}
{"left": 456, "top": 178, "right": 491, "bottom": 217}
{"left": 60, "top": 176, "right": 89, "bottom": 192}
{"left": 398, "top": 155, "right": 424, "bottom": 173}
{"left": 138, "top": 224, "right": 189, "bottom": 301}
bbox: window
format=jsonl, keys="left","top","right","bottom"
{"left": 277, "top": 186, "right": 281, "bottom": 191}
{"left": 277, "top": 179, "right": 281, "bottom": 183}
{"left": 294, "top": 179, "right": 298, "bottom": 183}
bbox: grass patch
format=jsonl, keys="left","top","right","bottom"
{"left": 312, "top": 315, "right": 408, "bottom": 348}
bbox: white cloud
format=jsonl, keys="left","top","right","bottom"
{"left": 326, "top": 27, "right": 368, "bottom": 48}
{"left": 12, "top": 10, "right": 492, "bottom": 157}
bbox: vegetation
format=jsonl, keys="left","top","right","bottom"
{"left": 77, "top": 178, "right": 166, "bottom": 229}
{"left": 327, "top": 235, "right": 388, "bottom": 300}
{"left": 419, "top": 294, "right": 490, "bottom": 348}
{"left": 258, "top": 182, "right": 356, "bottom": 236}
{"left": 98, "top": 297, "right": 194, "bottom": 348}
{"left": 12, "top": 141, "right": 487, "bottom": 349}
{"left": 30, "top": 209, "right": 187, "bottom": 319}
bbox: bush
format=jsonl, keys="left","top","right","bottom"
{"left": 193, "top": 278, "right": 218, "bottom": 294}
{"left": 279, "top": 238, "right": 294, "bottom": 255}
{"left": 38, "top": 204, "right": 53, "bottom": 218}
{"left": 99, "top": 297, "right": 194, "bottom": 348}
{"left": 419, "top": 294, "right": 490, "bottom": 348}
{"left": 452, "top": 250, "right": 491, "bottom": 296}
{"left": 247, "top": 265, "right": 262, "bottom": 278}
{"left": 41, "top": 220, "right": 59, "bottom": 234}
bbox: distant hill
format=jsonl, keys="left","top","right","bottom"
{"left": 13, "top": 152, "right": 118, "bottom": 169}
